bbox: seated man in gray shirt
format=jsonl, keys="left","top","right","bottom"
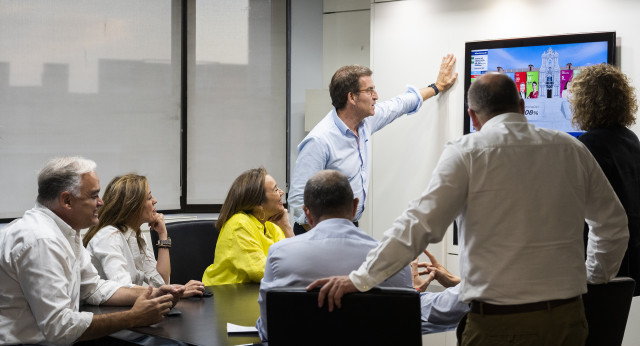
{"left": 256, "top": 170, "right": 468, "bottom": 341}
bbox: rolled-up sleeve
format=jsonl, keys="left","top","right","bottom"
{"left": 350, "top": 144, "right": 468, "bottom": 291}
{"left": 79, "top": 247, "right": 124, "bottom": 305}
{"left": 15, "top": 239, "right": 98, "bottom": 344}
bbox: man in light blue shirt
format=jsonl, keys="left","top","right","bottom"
{"left": 256, "top": 170, "right": 468, "bottom": 341}
{"left": 288, "top": 55, "right": 458, "bottom": 234}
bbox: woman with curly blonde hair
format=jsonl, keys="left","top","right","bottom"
{"left": 570, "top": 63, "right": 640, "bottom": 295}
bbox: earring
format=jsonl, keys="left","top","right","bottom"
{"left": 258, "top": 208, "right": 265, "bottom": 221}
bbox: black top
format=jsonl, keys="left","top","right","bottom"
{"left": 579, "top": 125, "right": 640, "bottom": 296}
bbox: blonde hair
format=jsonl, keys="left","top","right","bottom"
{"left": 83, "top": 174, "right": 148, "bottom": 252}
{"left": 571, "top": 64, "right": 638, "bottom": 130}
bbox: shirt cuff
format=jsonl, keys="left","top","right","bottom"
{"left": 405, "top": 85, "right": 424, "bottom": 115}
{"left": 65, "top": 311, "right": 94, "bottom": 345}
{"left": 86, "top": 279, "right": 125, "bottom": 305}
{"left": 349, "top": 268, "right": 379, "bottom": 292}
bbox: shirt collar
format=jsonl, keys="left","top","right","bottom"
{"left": 332, "top": 108, "right": 351, "bottom": 135}
{"left": 241, "top": 211, "right": 266, "bottom": 231}
{"left": 123, "top": 227, "right": 136, "bottom": 238}
{"left": 331, "top": 108, "right": 365, "bottom": 136}
{"left": 481, "top": 112, "right": 527, "bottom": 131}
{"left": 35, "top": 202, "right": 78, "bottom": 238}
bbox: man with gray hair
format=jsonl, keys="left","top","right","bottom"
{"left": 309, "top": 73, "right": 629, "bottom": 345}
{"left": 0, "top": 157, "right": 183, "bottom": 345}
{"left": 256, "top": 170, "right": 468, "bottom": 341}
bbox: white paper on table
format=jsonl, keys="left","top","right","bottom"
{"left": 227, "top": 322, "right": 258, "bottom": 334}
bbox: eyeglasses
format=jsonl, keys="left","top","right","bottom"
{"left": 356, "top": 87, "right": 377, "bottom": 96}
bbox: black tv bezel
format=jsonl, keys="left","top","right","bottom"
{"left": 462, "top": 31, "right": 616, "bottom": 135}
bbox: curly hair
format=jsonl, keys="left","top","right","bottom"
{"left": 570, "top": 64, "right": 638, "bottom": 131}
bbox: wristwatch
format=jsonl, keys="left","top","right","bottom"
{"left": 156, "top": 237, "right": 172, "bottom": 248}
{"left": 429, "top": 83, "right": 439, "bottom": 96}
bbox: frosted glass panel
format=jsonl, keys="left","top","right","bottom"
{"left": 0, "top": 1, "right": 180, "bottom": 218}
{"left": 187, "top": 0, "right": 287, "bottom": 204}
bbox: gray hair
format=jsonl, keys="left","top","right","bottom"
{"left": 467, "top": 73, "right": 521, "bottom": 118}
{"left": 303, "top": 170, "right": 354, "bottom": 221}
{"left": 37, "top": 157, "right": 97, "bottom": 208}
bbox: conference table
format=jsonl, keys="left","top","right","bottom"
{"left": 82, "top": 283, "right": 264, "bottom": 346}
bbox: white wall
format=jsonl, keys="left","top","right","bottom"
{"left": 367, "top": 0, "right": 640, "bottom": 344}
{"left": 289, "top": 0, "right": 323, "bottom": 194}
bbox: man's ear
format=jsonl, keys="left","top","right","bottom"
{"left": 303, "top": 205, "right": 315, "bottom": 228}
{"left": 468, "top": 108, "right": 482, "bottom": 131}
{"left": 348, "top": 92, "right": 358, "bottom": 106}
{"left": 59, "top": 191, "right": 73, "bottom": 210}
{"left": 352, "top": 198, "right": 359, "bottom": 219}
{"left": 519, "top": 98, "right": 525, "bottom": 115}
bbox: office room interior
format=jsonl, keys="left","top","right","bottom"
{"left": 1, "top": 0, "right": 639, "bottom": 344}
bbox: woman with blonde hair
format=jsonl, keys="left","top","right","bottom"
{"left": 202, "top": 167, "right": 294, "bottom": 285}
{"left": 84, "top": 174, "right": 204, "bottom": 297}
{"left": 571, "top": 63, "right": 640, "bottom": 296}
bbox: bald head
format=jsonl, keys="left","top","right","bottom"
{"left": 467, "top": 73, "right": 523, "bottom": 120}
{"left": 303, "top": 170, "right": 355, "bottom": 223}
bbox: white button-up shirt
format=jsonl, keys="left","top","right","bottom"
{"left": 86, "top": 225, "right": 165, "bottom": 287}
{"left": 0, "top": 204, "right": 122, "bottom": 345}
{"left": 350, "top": 113, "right": 629, "bottom": 305}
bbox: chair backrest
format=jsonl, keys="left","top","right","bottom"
{"left": 266, "top": 287, "right": 422, "bottom": 346}
{"left": 150, "top": 219, "right": 219, "bottom": 285}
{"left": 582, "top": 276, "right": 635, "bottom": 346}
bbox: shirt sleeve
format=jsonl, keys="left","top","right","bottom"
{"left": 366, "top": 85, "right": 423, "bottom": 134}
{"left": 349, "top": 143, "right": 469, "bottom": 291}
{"left": 290, "top": 136, "right": 329, "bottom": 225}
{"left": 267, "top": 222, "right": 286, "bottom": 243}
{"left": 141, "top": 239, "right": 166, "bottom": 287}
{"left": 256, "top": 246, "right": 277, "bottom": 342}
{"left": 230, "top": 221, "right": 270, "bottom": 282}
{"left": 15, "top": 238, "right": 94, "bottom": 345}
{"left": 89, "top": 232, "right": 136, "bottom": 286}
{"left": 419, "top": 284, "right": 469, "bottom": 334}
{"left": 583, "top": 149, "right": 629, "bottom": 284}
{"left": 79, "top": 247, "right": 124, "bottom": 305}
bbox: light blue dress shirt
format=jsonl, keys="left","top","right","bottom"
{"left": 255, "top": 218, "right": 468, "bottom": 340}
{"left": 289, "top": 86, "right": 424, "bottom": 224}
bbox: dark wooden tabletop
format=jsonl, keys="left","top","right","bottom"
{"left": 82, "top": 284, "right": 263, "bottom": 346}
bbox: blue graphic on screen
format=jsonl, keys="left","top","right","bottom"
{"left": 469, "top": 41, "right": 609, "bottom": 137}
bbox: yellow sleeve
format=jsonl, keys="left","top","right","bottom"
{"left": 232, "top": 223, "right": 269, "bottom": 282}
{"left": 202, "top": 213, "right": 282, "bottom": 285}
{"left": 268, "top": 222, "right": 286, "bottom": 242}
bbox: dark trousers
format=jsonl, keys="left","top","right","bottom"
{"left": 458, "top": 298, "right": 587, "bottom": 346}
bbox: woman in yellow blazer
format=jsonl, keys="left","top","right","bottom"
{"left": 202, "top": 167, "right": 294, "bottom": 285}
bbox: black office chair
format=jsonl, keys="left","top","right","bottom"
{"left": 582, "top": 276, "right": 635, "bottom": 346}
{"left": 150, "top": 219, "right": 219, "bottom": 285}
{"left": 266, "top": 286, "right": 422, "bottom": 346}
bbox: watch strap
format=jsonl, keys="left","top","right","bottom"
{"left": 429, "top": 83, "right": 439, "bottom": 96}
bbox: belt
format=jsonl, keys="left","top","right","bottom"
{"left": 470, "top": 296, "right": 581, "bottom": 315}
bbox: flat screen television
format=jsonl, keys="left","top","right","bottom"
{"left": 463, "top": 31, "right": 616, "bottom": 137}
